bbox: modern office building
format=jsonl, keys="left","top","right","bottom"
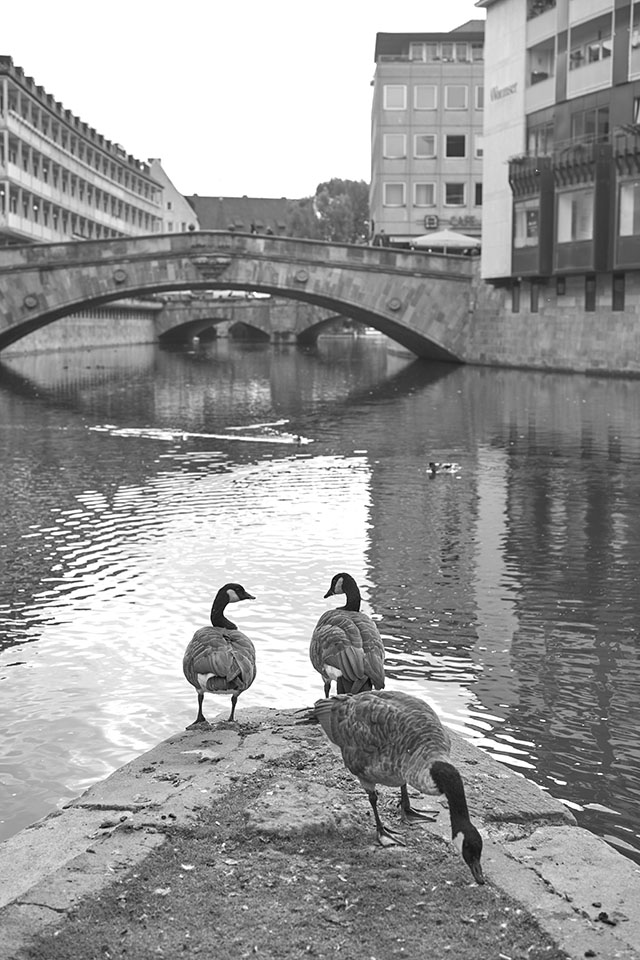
{"left": 0, "top": 55, "right": 166, "bottom": 245}
{"left": 479, "top": 0, "right": 640, "bottom": 314}
{"left": 369, "top": 21, "right": 485, "bottom": 245}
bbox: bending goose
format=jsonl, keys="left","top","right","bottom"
{"left": 313, "top": 690, "right": 484, "bottom": 884}
{"left": 183, "top": 582, "right": 256, "bottom": 726}
{"left": 310, "top": 572, "right": 386, "bottom": 696}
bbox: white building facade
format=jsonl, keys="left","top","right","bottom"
{"left": 370, "top": 21, "right": 485, "bottom": 245}
{"left": 0, "top": 56, "right": 165, "bottom": 245}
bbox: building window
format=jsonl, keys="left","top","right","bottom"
{"left": 476, "top": 86, "right": 484, "bottom": 110}
{"left": 585, "top": 275, "right": 596, "bottom": 311}
{"left": 557, "top": 188, "right": 594, "bottom": 242}
{"left": 612, "top": 273, "right": 625, "bottom": 311}
{"left": 571, "top": 106, "right": 609, "bottom": 143}
{"left": 414, "top": 134, "right": 436, "bottom": 158}
{"left": 383, "top": 85, "right": 407, "bottom": 110}
{"left": 445, "top": 135, "right": 466, "bottom": 158}
{"left": 414, "top": 85, "right": 437, "bottom": 110}
{"left": 474, "top": 183, "right": 483, "bottom": 206}
{"left": 527, "top": 120, "right": 554, "bottom": 156}
{"left": 619, "top": 180, "right": 640, "bottom": 236}
{"left": 631, "top": 4, "right": 640, "bottom": 75}
{"left": 414, "top": 182, "right": 436, "bottom": 206}
{"left": 425, "top": 43, "right": 439, "bottom": 62}
{"left": 445, "top": 182, "right": 465, "bottom": 205}
{"left": 383, "top": 182, "right": 406, "bottom": 206}
{"left": 471, "top": 43, "right": 484, "bottom": 62}
{"left": 569, "top": 14, "right": 613, "bottom": 70}
{"left": 441, "top": 42, "right": 454, "bottom": 62}
{"left": 456, "top": 43, "right": 469, "bottom": 62}
{"left": 383, "top": 134, "right": 406, "bottom": 158}
{"left": 528, "top": 38, "right": 555, "bottom": 86}
{"left": 409, "top": 42, "right": 425, "bottom": 61}
{"left": 528, "top": 0, "right": 556, "bottom": 19}
{"left": 514, "top": 200, "right": 540, "bottom": 247}
{"left": 445, "top": 85, "right": 468, "bottom": 109}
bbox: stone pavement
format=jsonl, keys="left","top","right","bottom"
{"left": 0, "top": 707, "right": 638, "bottom": 959}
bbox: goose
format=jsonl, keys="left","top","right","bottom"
{"left": 183, "top": 582, "right": 256, "bottom": 726}
{"left": 313, "top": 690, "right": 484, "bottom": 884}
{"left": 428, "top": 461, "right": 461, "bottom": 478}
{"left": 309, "top": 572, "right": 386, "bottom": 697}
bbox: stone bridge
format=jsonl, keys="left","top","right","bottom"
{"left": 156, "top": 295, "right": 348, "bottom": 344}
{"left": 0, "top": 231, "right": 475, "bottom": 361}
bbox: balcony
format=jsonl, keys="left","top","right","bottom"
{"left": 527, "top": 0, "right": 555, "bottom": 19}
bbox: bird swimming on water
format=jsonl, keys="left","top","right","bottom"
{"left": 183, "top": 582, "right": 256, "bottom": 726}
{"left": 428, "top": 461, "right": 461, "bottom": 478}
{"left": 313, "top": 690, "right": 484, "bottom": 884}
{"left": 309, "top": 572, "right": 386, "bottom": 697}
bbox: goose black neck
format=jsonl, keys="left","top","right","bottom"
{"left": 342, "top": 576, "right": 361, "bottom": 612}
{"left": 210, "top": 592, "right": 237, "bottom": 630}
{"left": 430, "top": 760, "right": 471, "bottom": 831}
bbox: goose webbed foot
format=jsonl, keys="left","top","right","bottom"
{"left": 399, "top": 784, "right": 439, "bottom": 823}
{"left": 400, "top": 805, "right": 439, "bottom": 824}
{"left": 186, "top": 719, "right": 213, "bottom": 731}
{"left": 377, "top": 823, "right": 406, "bottom": 847}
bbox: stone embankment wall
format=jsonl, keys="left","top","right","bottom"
{"left": 4, "top": 270, "right": 640, "bottom": 377}
{"left": 467, "top": 269, "right": 640, "bottom": 376}
{"left": 2, "top": 302, "right": 160, "bottom": 356}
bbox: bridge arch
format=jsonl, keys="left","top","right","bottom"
{"left": 0, "top": 232, "right": 474, "bottom": 361}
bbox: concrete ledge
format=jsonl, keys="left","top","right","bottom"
{"left": 0, "top": 707, "right": 638, "bottom": 960}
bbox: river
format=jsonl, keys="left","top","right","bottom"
{"left": 0, "top": 336, "right": 639, "bottom": 864}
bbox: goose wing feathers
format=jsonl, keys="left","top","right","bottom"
{"left": 310, "top": 610, "right": 385, "bottom": 688}
{"left": 315, "top": 691, "right": 451, "bottom": 787}
{"left": 183, "top": 626, "right": 256, "bottom": 692}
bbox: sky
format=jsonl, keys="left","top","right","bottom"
{"left": 3, "top": 0, "right": 484, "bottom": 200}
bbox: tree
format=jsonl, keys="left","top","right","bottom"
{"left": 314, "top": 178, "right": 370, "bottom": 244}
{"left": 285, "top": 179, "right": 370, "bottom": 244}
{"left": 284, "top": 196, "right": 323, "bottom": 240}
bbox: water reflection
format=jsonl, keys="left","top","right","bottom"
{"left": 0, "top": 339, "right": 639, "bottom": 864}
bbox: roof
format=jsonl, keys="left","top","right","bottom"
{"left": 374, "top": 20, "right": 485, "bottom": 59}
{"left": 186, "top": 196, "right": 293, "bottom": 233}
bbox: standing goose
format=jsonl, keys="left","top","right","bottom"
{"left": 183, "top": 582, "right": 256, "bottom": 726}
{"left": 310, "top": 572, "right": 386, "bottom": 697}
{"left": 313, "top": 690, "right": 484, "bottom": 884}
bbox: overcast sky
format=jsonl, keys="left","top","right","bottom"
{"left": 4, "top": 0, "right": 484, "bottom": 199}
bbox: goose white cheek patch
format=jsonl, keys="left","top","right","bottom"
{"left": 453, "top": 832, "right": 464, "bottom": 856}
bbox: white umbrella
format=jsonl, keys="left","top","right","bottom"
{"left": 412, "top": 228, "right": 481, "bottom": 250}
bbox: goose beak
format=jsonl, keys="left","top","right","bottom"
{"left": 323, "top": 589, "right": 334, "bottom": 598}
{"left": 469, "top": 860, "right": 485, "bottom": 885}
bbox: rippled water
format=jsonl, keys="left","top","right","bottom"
{"left": 1, "top": 337, "right": 639, "bottom": 864}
